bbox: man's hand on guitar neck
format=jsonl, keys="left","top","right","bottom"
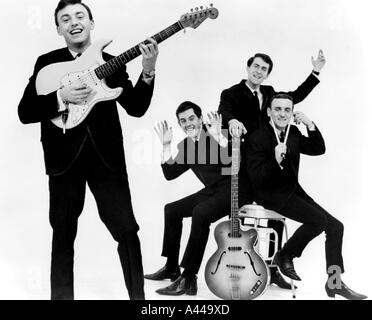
{"left": 58, "top": 83, "right": 93, "bottom": 108}
{"left": 140, "top": 37, "right": 158, "bottom": 83}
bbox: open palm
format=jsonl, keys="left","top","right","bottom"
{"left": 154, "top": 120, "right": 173, "bottom": 146}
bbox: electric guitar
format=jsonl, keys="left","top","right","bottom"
{"left": 205, "top": 137, "right": 269, "bottom": 300}
{"left": 35, "top": 5, "right": 218, "bottom": 131}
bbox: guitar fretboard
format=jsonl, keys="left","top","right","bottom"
{"left": 94, "top": 22, "right": 183, "bottom": 80}
{"left": 230, "top": 138, "right": 241, "bottom": 238}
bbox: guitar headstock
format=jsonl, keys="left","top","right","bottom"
{"left": 179, "top": 4, "right": 219, "bottom": 29}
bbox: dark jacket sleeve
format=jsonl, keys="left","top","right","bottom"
{"left": 299, "top": 125, "right": 326, "bottom": 155}
{"left": 289, "top": 73, "right": 320, "bottom": 105}
{"left": 218, "top": 88, "right": 235, "bottom": 128}
{"left": 18, "top": 57, "right": 62, "bottom": 124}
{"left": 246, "top": 135, "right": 283, "bottom": 189}
{"left": 161, "top": 143, "right": 189, "bottom": 180}
{"left": 109, "top": 68, "right": 155, "bottom": 118}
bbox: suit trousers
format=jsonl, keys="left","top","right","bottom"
{"left": 161, "top": 185, "right": 230, "bottom": 275}
{"left": 161, "top": 183, "right": 250, "bottom": 275}
{"left": 279, "top": 187, "right": 344, "bottom": 273}
{"left": 48, "top": 138, "right": 144, "bottom": 300}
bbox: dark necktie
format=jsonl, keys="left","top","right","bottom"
{"left": 253, "top": 90, "right": 260, "bottom": 110}
{"left": 75, "top": 53, "right": 82, "bottom": 59}
{"left": 279, "top": 130, "right": 285, "bottom": 143}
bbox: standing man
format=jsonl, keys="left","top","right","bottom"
{"left": 145, "top": 101, "right": 250, "bottom": 296}
{"left": 18, "top": 0, "right": 158, "bottom": 300}
{"left": 246, "top": 93, "right": 367, "bottom": 300}
{"left": 218, "top": 51, "right": 326, "bottom": 289}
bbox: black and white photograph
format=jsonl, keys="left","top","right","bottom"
{"left": 0, "top": 0, "right": 371, "bottom": 302}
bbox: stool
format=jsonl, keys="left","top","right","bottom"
{"left": 239, "top": 203, "right": 296, "bottom": 299}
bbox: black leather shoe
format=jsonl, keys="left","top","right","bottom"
{"left": 273, "top": 250, "right": 301, "bottom": 281}
{"left": 144, "top": 265, "right": 180, "bottom": 282}
{"left": 155, "top": 275, "right": 198, "bottom": 296}
{"left": 270, "top": 269, "right": 297, "bottom": 290}
{"left": 325, "top": 281, "right": 367, "bottom": 300}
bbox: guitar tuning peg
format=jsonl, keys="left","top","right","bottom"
{"left": 195, "top": 7, "right": 199, "bottom": 11}
{"left": 210, "top": 3, "right": 214, "bottom": 7}
{"left": 200, "top": 6, "right": 204, "bottom": 10}
{"left": 190, "top": 8, "right": 194, "bottom": 12}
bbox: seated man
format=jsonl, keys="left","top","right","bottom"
{"left": 246, "top": 93, "right": 367, "bottom": 300}
{"left": 145, "top": 101, "right": 250, "bottom": 296}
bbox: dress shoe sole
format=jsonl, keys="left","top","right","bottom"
{"left": 155, "top": 290, "right": 197, "bottom": 296}
{"left": 144, "top": 273, "right": 180, "bottom": 282}
{"left": 270, "top": 281, "right": 297, "bottom": 290}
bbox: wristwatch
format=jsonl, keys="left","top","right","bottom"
{"left": 143, "top": 69, "right": 155, "bottom": 79}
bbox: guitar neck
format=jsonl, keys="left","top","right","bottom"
{"left": 94, "top": 21, "right": 183, "bottom": 80}
{"left": 230, "top": 138, "right": 241, "bottom": 238}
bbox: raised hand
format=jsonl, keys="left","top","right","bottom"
{"left": 154, "top": 120, "right": 173, "bottom": 146}
{"left": 205, "top": 111, "right": 222, "bottom": 138}
{"left": 293, "top": 111, "right": 313, "bottom": 128}
{"left": 311, "top": 49, "right": 326, "bottom": 72}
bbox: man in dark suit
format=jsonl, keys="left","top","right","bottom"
{"left": 246, "top": 93, "right": 367, "bottom": 300}
{"left": 144, "top": 101, "right": 250, "bottom": 296}
{"left": 218, "top": 51, "right": 326, "bottom": 289}
{"left": 17, "top": 0, "right": 158, "bottom": 300}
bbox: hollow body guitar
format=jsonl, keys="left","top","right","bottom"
{"left": 205, "top": 137, "right": 269, "bottom": 300}
{"left": 35, "top": 6, "right": 218, "bottom": 130}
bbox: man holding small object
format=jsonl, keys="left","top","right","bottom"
{"left": 246, "top": 93, "right": 367, "bottom": 300}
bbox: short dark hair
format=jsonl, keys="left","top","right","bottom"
{"left": 269, "top": 92, "right": 294, "bottom": 109}
{"left": 247, "top": 53, "right": 273, "bottom": 74}
{"left": 54, "top": 0, "right": 93, "bottom": 26}
{"left": 176, "top": 101, "right": 202, "bottom": 120}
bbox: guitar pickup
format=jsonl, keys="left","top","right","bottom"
{"left": 226, "top": 264, "right": 246, "bottom": 270}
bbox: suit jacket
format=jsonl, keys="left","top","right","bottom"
{"left": 18, "top": 47, "right": 154, "bottom": 176}
{"left": 246, "top": 122, "right": 325, "bottom": 210}
{"left": 161, "top": 129, "right": 231, "bottom": 189}
{"left": 218, "top": 74, "right": 320, "bottom": 134}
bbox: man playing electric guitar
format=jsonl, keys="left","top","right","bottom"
{"left": 18, "top": 0, "right": 158, "bottom": 300}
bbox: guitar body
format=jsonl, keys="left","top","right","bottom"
{"left": 34, "top": 6, "right": 219, "bottom": 130}
{"left": 36, "top": 40, "right": 123, "bottom": 129}
{"left": 205, "top": 219, "right": 269, "bottom": 300}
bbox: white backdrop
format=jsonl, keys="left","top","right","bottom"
{"left": 0, "top": 0, "right": 371, "bottom": 299}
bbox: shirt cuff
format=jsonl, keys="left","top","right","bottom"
{"left": 312, "top": 71, "right": 320, "bottom": 79}
{"left": 161, "top": 146, "right": 172, "bottom": 164}
{"left": 218, "top": 134, "right": 228, "bottom": 148}
{"left": 308, "top": 122, "right": 316, "bottom": 131}
{"left": 56, "top": 89, "right": 67, "bottom": 112}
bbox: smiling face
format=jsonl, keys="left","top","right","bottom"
{"left": 56, "top": 4, "right": 94, "bottom": 51}
{"left": 247, "top": 57, "right": 270, "bottom": 87}
{"left": 177, "top": 108, "right": 203, "bottom": 139}
{"left": 267, "top": 98, "right": 293, "bottom": 130}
